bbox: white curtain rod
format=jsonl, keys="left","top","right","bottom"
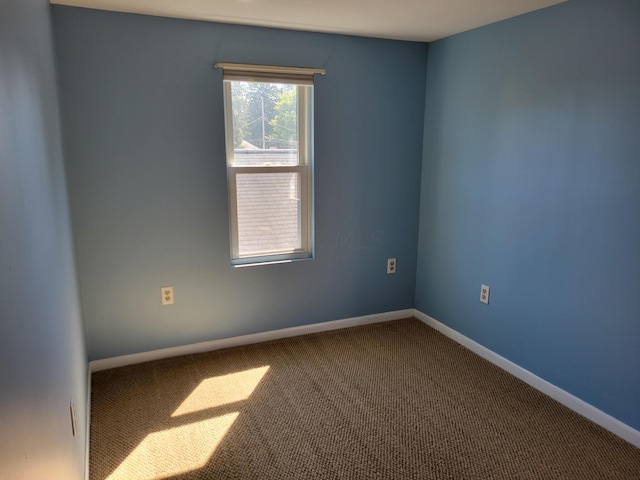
{"left": 214, "top": 62, "right": 326, "bottom": 76}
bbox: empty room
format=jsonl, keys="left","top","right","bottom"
{"left": 1, "top": 0, "right": 639, "bottom": 478}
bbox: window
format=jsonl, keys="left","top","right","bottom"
{"left": 217, "top": 63, "right": 324, "bottom": 265}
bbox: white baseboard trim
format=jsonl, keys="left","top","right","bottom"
{"left": 413, "top": 309, "right": 640, "bottom": 449}
{"left": 84, "top": 366, "right": 91, "bottom": 480}
{"left": 89, "top": 309, "right": 414, "bottom": 373}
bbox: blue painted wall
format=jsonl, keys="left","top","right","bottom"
{"left": 0, "top": 1, "right": 87, "bottom": 478}
{"left": 416, "top": 0, "right": 640, "bottom": 430}
{"left": 52, "top": 7, "right": 427, "bottom": 361}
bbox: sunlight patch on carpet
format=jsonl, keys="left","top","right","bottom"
{"left": 106, "top": 412, "right": 239, "bottom": 480}
{"left": 172, "top": 366, "right": 270, "bottom": 417}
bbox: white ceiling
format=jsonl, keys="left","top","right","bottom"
{"left": 51, "top": 0, "right": 566, "bottom": 42}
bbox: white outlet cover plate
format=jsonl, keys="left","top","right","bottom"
{"left": 161, "top": 286, "right": 174, "bottom": 305}
{"left": 387, "top": 258, "right": 396, "bottom": 274}
{"left": 480, "top": 284, "right": 490, "bottom": 304}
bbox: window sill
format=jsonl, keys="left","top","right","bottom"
{"left": 231, "top": 255, "right": 313, "bottom": 268}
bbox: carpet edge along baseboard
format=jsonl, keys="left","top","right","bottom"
{"left": 88, "top": 308, "right": 640, "bottom": 449}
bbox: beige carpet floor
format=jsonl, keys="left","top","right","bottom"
{"left": 90, "top": 318, "right": 640, "bottom": 479}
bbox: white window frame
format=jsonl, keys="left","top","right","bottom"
{"left": 218, "top": 63, "right": 324, "bottom": 266}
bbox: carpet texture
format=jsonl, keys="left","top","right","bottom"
{"left": 90, "top": 318, "right": 640, "bottom": 479}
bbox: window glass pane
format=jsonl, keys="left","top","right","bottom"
{"left": 230, "top": 81, "right": 298, "bottom": 166}
{"left": 236, "top": 172, "right": 301, "bottom": 256}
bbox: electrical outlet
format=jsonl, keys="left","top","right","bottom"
{"left": 161, "top": 286, "right": 174, "bottom": 305}
{"left": 70, "top": 400, "right": 77, "bottom": 437}
{"left": 387, "top": 258, "right": 396, "bottom": 274}
{"left": 480, "top": 284, "right": 490, "bottom": 304}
